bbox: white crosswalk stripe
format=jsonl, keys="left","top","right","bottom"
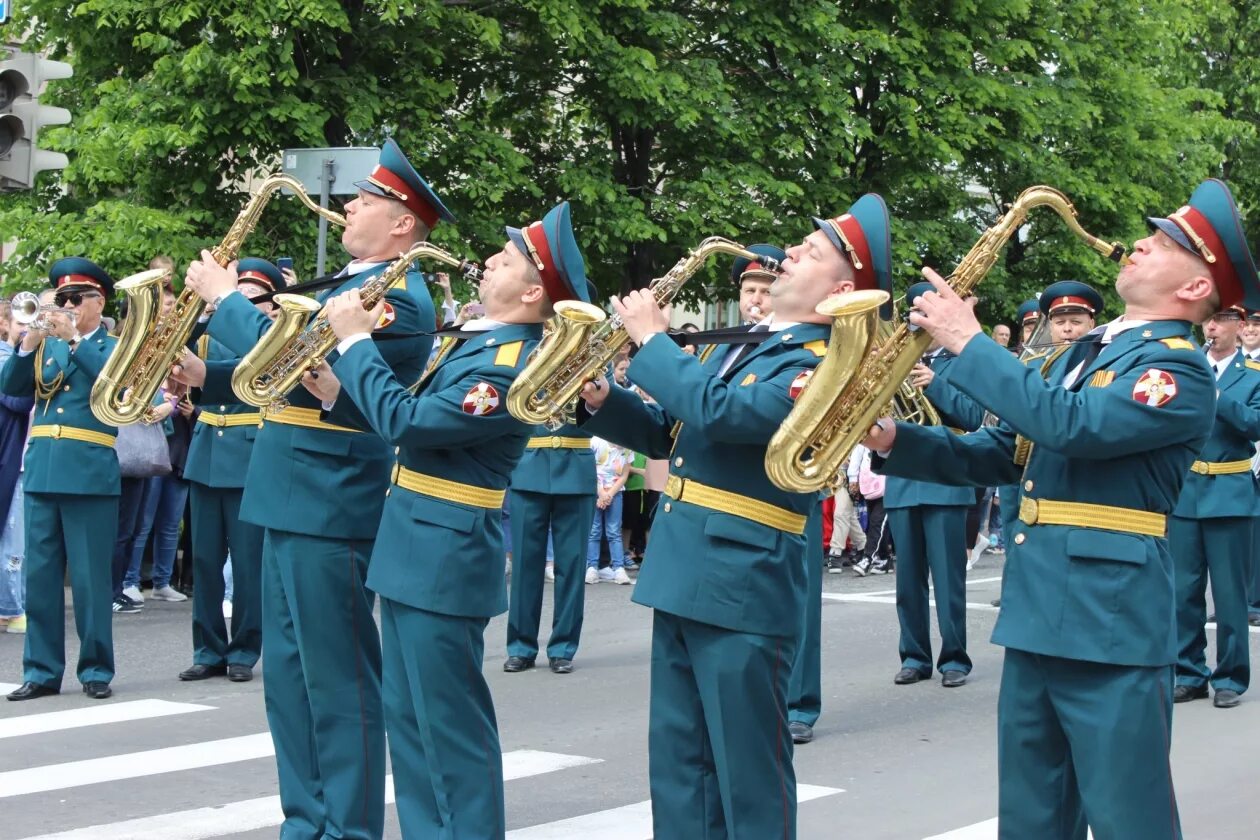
{"left": 925, "top": 818, "right": 1095, "bottom": 839}
{"left": 505, "top": 783, "right": 844, "bottom": 839}
{"left": 16, "top": 750, "right": 603, "bottom": 840}
{"left": 0, "top": 699, "right": 214, "bottom": 739}
{"left": 0, "top": 680, "right": 21, "bottom": 693}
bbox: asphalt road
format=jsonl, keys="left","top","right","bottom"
{"left": 2, "top": 551, "right": 1257, "bottom": 839}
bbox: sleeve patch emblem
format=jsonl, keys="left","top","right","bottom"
{"left": 1132, "top": 368, "right": 1178, "bottom": 407}
{"left": 375, "top": 302, "right": 396, "bottom": 330}
{"left": 462, "top": 382, "right": 501, "bottom": 415}
{"left": 740, "top": 373, "right": 757, "bottom": 386}
{"left": 789, "top": 370, "right": 812, "bottom": 400}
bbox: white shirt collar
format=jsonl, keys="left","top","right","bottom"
{"left": 1098, "top": 317, "right": 1151, "bottom": 345}
{"left": 460, "top": 318, "right": 508, "bottom": 332}
{"left": 760, "top": 316, "right": 800, "bottom": 333}
{"left": 341, "top": 259, "right": 387, "bottom": 277}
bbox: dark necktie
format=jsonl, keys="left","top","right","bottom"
{"left": 724, "top": 323, "right": 770, "bottom": 373}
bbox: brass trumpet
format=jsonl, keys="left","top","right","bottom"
{"left": 11, "top": 291, "right": 77, "bottom": 332}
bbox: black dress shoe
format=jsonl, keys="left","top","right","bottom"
{"left": 549, "top": 659, "right": 574, "bottom": 674}
{"left": 1250, "top": 614, "right": 1260, "bottom": 627}
{"left": 82, "top": 681, "right": 112, "bottom": 700}
{"left": 227, "top": 664, "right": 253, "bottom": 682}
{"left": 1213, "top": 689, "right": 1241, "bottom": 708}
{"left": 503, "top": 656, "right": 536, "bottom": 673}
{"left": 789, "top": 721, "right": 813, "bottom": 744}
{"left": 1206, "top": 613, "right": 1216, "bottom": 623}
{"left": 942, "top": 670, "right": 968, "bottom": 688}
{"left": 894, "top": 667, "right": 931, "bottom": 685}
{"left": 6, "top": 681, "right": 59, "bottom": 701}
{"left": 1173, "top": 684, "right": 1209, "bottom": 703}
{"left": 179, "top": 663, "right": 227, "bottom": 681}
{"left": 990, "top": 598, "right": 1002, "bottom": 608}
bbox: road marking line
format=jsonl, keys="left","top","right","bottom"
{"left": 1205, "top": 621, "right": 1260, "bottom": 635}
{"left": 823, "top": 593, "right": 999, "bottom": 612}
{"left": 852, "top": 575, "right": 1003, "bottom": 597}
{"left": 14, "top": 750, "right": 602, "bottom": 839}
{"left": 0, "top": 699, "right": 215, "bottom": 740}
{"left": 505, "top": 783, "right": 843, "bottom": 839}
{"left": 925, "top": 818, "right": 1094, "bottom": 839}
{"left": 0, "top": 732, "right": 276, "bottom": 799}
{"left": 0, "top": 681, "right": 21, "bottom": 694}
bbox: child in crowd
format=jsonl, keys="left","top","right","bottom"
{"left": 587, "top": 435, "right": 633, "bottom": 585}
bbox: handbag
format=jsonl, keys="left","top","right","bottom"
{"left": 114, "top": 421, "right": 172, "bottom": 478}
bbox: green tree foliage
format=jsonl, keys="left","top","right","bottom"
{"left": 0, "top": 0, "right": 1250, "bottom": 329}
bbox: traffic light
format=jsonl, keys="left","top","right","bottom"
{"left": 0, "top": 48, "right": 73, "bottom": 191}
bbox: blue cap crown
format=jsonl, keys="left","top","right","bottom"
{"left": 1039, "top": 280, "right": 1103, "bottom": 318}
{"left": 813, "top": 193, "right": 893, "bottom": 318}
{"left": 354, "top": 138, "right": 455, "bottom": 229}
{"left": 236, "top": 258, "right": 285, "bottom": 293}
{"left": 48, "top": 257, "right": 114, "bottom": 297}
{"left": 1016, "top": 299, "right": 1040, "bottom": 324}
{"left": 506, "top": 201, "right": 592, "bottom": 305}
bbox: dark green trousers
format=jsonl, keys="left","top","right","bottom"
{"left": 22, "top": 492, "right": 118, "bottom": 686}
{"left": 648, "top": 610, "right": 797, "bottom": 840}
{"left": 382, "top": 598, "right": 503, "bottom": 839}
{"left": 1170, "top": 514, "right": 1251, "bottom": 693}
{"left": 788, "top": 504, "right": 823, "bottom": 726}
{"left": 888, "top": 504, "right": 972, "bottom": 674}
{"left": 189, "top": 483, "right": 263, "bottom": 667}
{"left": 997, "top": 649, "right": 1181, "bottom": 840}
{"left": 1249, "top": 517, "right": 1260, "bottom": 620}
{"left": 261, "top": 529, "right": 384, "bottom": 840}
{"left": 506, "top": 489, "right": 595, "bottom": 661}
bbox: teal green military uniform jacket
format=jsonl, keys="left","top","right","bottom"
{"left": 884, "top": 349, "right": 985, "bottom": 509}
{"left": 183, "top": 337, "right": 261, "bottom": 488}
{"left": 331, "top": 323, "right": 543, "bottom": 618}
{"left": 579, "top": 324, "right": 831, "bottom": 639}
{"left": 509, "top": 423, "right": 595, "bottom": 495}
{"left": 1173, "top": 348, "right": 1260, "bottom": 519}
{"left": 878, "top": 322, "right": 1215, "bottom": 667}
{"left": 0, "top": 326, "right": 120, "bottom": 495}
{"left": 207, "top": 264, "right": 432, "bottom": 539}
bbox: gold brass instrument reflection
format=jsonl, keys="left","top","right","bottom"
{"left": 90, "top": 174, "right": 347, "bottom": 426}
{"left": 765, "top": 185, "right": 1130, "bottom": 493}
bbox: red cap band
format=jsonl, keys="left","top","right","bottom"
{"left": 238, "top": 270, "right": 277, "bottom": 291}
{"left": 828, "top": 215, "right": 876, "bottom": 290}
{"left": 523, "top": 222, "right": 572, "bottom": 304}
{"left": 1022, "top": 310, "right": 1039, "bottom": 322}
{"left": 56, "top": 274, "right": 104, "bottom": 294}
{"left": 1048, "top": 295, "right": 1095, "bottom": 314}
{"left": 366, "top": 165, "right": 440, "bottom": 230}
{"left": 1172, "top": 206, "right": 1241, "bottom": 307}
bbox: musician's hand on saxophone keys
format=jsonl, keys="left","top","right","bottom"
{"left": 908, "top": 362, "right": 934, "bottom": 389}
{"left": 185, "top": 250, "right": 240, "bottom": 304}
{"left": 324, "top": 289, "right": 382, "bottom": 341}
{"left": 169, "top": 348, "right": 207, "bottom": 388}
{"left": 861, "top": 416, "right": 897, "bottom": 453}
{"left": 580, "top": 374, "right": 611, "bottom": 412}
{"left": 611, "top": 289, "right": 669, "bottom": 345}
{"left": 907, "top": 266, "right": 983, "bottom": 355}
{"left": 301, "top": 362, "right": 341, "bottom": 403}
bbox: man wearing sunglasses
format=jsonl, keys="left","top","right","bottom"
{"left": 2, "top": 258, "right": 120, "bottom": 703}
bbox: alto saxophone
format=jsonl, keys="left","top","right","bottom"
{"left": 506, "top": 237, "right": 773, "bottom": 429}
{"left": 231, "top": 242, "right": 481, "bottom": 409}
{"left": 90, "top": 174, "right": 345, "bottom": 426}
{"left": 764, "top": 185, "right": 1130, "bottom": 493}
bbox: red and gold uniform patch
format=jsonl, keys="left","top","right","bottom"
{"left": 789, "top": 370, "right": 812, "bottom": 400}
{"left": 1132, "top": 369, "right": 1178, "bottom": 407}
{"left": 375, "top": 302, "right": 396, "bottom": 330}
{"left": 462, "top": 383, "right": 500, "bottom": 416}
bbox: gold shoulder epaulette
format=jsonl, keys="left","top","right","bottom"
{"left": 493, "top": 341, "right": 524, "bottom": 368}
{"left": 1159, "top": 337, "right": 1195, "bottom": 351}
{"left": 803, "top": 339, "right": 827, "bottom": 358}
{"left": 1038, "top": 344, "right": 1071, "bottom": 376}
{"left": 196, "top": 334, "right": 211, "bottom": 361}
{"left": 1246, "top": 360, "right": 1260, "bottom": 372}
{"left": 698, "top": 344, "right": 719, "bottom": 364}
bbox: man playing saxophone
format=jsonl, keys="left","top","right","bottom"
{"left": 180, "top": 140, "right": 443, "bottom": 840}
{"left": 578, "top": 195, "right": 892, "bottom": 839}
{"left": 864, "top": 179, "right": 1258, "bottom": 839}
{"left": 3, "top": 258, "right": 120, "bottom": 702}
{"left": 317, "top": 201, "right": 591, "bottom": 839}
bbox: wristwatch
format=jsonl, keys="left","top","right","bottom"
{"left": 211, "top": 290, "right": 236, "bottom": 309}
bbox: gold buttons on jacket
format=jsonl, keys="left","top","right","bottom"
{"left": 674, "top": 457, "right": 684, "bottom": 468}
{"left": 1024, "top": 480, "right": 1034, "bottom": 492}
{"left": 1014, "top": 533, "right": 1026, "bottom": 545}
